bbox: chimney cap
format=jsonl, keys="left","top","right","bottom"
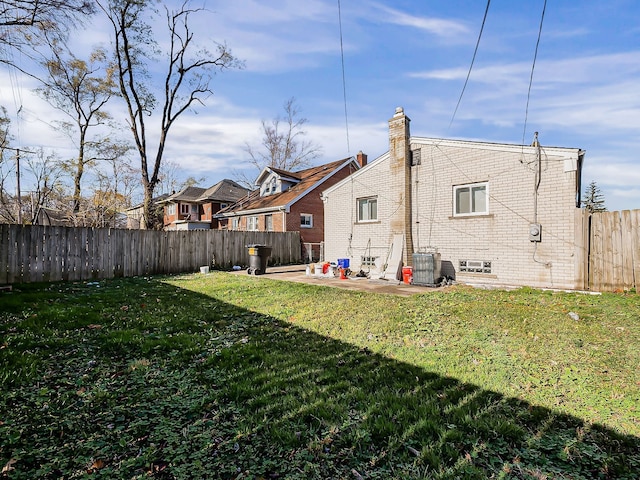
{"left": 394, "top": 106, "right": 404, "bottom": 116}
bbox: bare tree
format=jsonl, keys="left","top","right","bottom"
{"left": 0, "top": 107, "right": 17, "bottom": 223}
{"left": 99, "top": 0, "right": 242, "bottom": 229}
{"left": 239, "top": 97, "right": 322, "bottom": 186}
{"left": 20, "top": 149, "right": 66, "bottom": 225}
{"left": 157, "top": 159, "right": 205, "bottom": 194}
{"left": 36, "top": 45, "right": 119, "bottom": 214}
{"left": 89, "top": 144, "right": 138, "bottom": 227}
{"left": 0, "top": 0, "right": 95, "bottom": 68}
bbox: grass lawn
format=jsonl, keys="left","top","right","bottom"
{"left": 1, "top": 272, "right": 639, "bottom": 479}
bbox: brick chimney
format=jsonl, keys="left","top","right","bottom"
{"left": 356, "top": 150, "right": 367, "bottom": 168}
{"left": 388, "top": 107, "right": 414, "bottom": 266}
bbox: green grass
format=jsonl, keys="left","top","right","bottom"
{"left": 1, "top": 273, "right": 639, "bottom": 479}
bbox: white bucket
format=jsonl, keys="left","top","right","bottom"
{"left": 200, "top": 266, "right": 210, "bottom": 274}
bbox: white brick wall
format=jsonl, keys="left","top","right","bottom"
{"left": 324, "top": 136, "right": 584, "bottom": 289}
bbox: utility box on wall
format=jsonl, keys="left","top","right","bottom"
{"left": 412, "top": 252, "right": 441, "bottom": 286}
{"left": 529, "top": 223, "right": 542, "bottom": 242}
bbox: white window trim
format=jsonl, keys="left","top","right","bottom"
{"left": 357, "top": 196, "right": 378, "bottom": 223}
{"left": 232, "top": 218, "right": 239, "bottom": 231}
{"left": 300, "top": 213, "right": 313, "bottom": 228}
{"left": 453, "top": 182, "right": 489, "bottom": 217}
{"left": 265, "top": 214, "right": 274, "bottom": 231}
{"left": 247, "top": 215, "right": 259, "bottom": 231}
{"left": 179, "top": 203, "right": 190, "bottom": 215}
{"left": 167, "top": 204, "right": 176, "bottom": 215}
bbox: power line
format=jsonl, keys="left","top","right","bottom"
{"left": 337, "top": 0, "right": 350, "bottom": 154}
{"left": 521, "top": 0, "right": 548, "bottom": 146}
{"left": 448, "top": 0, "right": 491, "bottom": 131}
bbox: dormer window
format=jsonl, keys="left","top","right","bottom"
{"left": 262, "top": 177, "right": 279, "bottom": 196}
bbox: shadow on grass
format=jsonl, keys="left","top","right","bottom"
{"left": 0, "top": 278, "right": 638, "bottom": 479}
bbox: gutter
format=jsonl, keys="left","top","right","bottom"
{"left": 214, "top": 204, "right": 290, "bottom": 218}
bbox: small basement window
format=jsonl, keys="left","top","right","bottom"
{"left": 361, "top": 256, "right": 377, "bottom": 266}
{"left": 459, "top": 260, "right": 492, "bottom": 274}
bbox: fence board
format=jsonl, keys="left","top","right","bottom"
{"left": 620, "top": 211, "right": 634, "bottom": 290}
{"left": 589, "top": 213, "right": 604, "bottom": 291}
{"left": 15, "top": 225, "right": 25, "bottom": 283}
{"left": 609, "top": 212, "right": 623, "bottom": 290}
{"left": 632, "top": 210, "right": 640, "bottom": 292}
{"left": 29, "top": 225, "right": 42, "bottom": 283}
{"left": 0, "top": 225, "right": 8, "bottom": 284}
{"left": 50, "top": 227, "right": 61, "bottom": 282}
{"left": 574, "top": 209, "right": 589, "bottom": 290}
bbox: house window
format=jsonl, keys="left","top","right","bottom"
{"left": 180, "top": 203, "right": 190, "bottom": 215}
{"left": 454, "top": 183, "right": 488, "bottom": 216}
{"left": 167, "top": 204, "right": 176, "bottom": 215}
{"left": 232, "top": 218, "right": 239, "bottom": 230}
{"left": 265, "top": 214, "right": 273, "bottom": 231}
{"left": 300, "top": 214, "right": 313, "bottom": 228}
{"left": 357, "top": 197, "right": 377, "bottom": 222}
{"left": 220, "top": 203, "right": 228, "bottom": 209}
{"left": 247, "top": 216, "right": 259, "bottom": 231}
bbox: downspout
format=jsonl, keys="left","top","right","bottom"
{"left": 281, "top": 206, "right": 286, "bottom": 231}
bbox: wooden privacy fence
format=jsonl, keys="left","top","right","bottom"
{"left": 0, "top": 225, "right": 301, "bottom": 284}
{"left": 575, "top": 209, "right": 640, "bottom": 292}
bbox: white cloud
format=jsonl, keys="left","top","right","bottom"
{"left": 368, "top": 2, "right": 469, "bottom": 38}
{"left": 584, "top": 162, "right": 640, "bottom": 188}
{"left": 187, "top": 0, "right": 339, "bottom": 73}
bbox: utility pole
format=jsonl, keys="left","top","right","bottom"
{"left": 16, "top": 148, "right": 22, "bottom": 224}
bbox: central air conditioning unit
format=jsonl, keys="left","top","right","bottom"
{"left": 412, "top": 252, "right": 441, "bottom": 286}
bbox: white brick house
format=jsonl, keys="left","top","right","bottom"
{"left": 322, "top": 107, "right": 586, "bottom": 290}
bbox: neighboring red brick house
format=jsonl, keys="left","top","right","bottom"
{"left": 215, "top": 155, "right": 367, "bottom": 261}
{"left": 161, "top": 179, "right": 250, "bottom": 230}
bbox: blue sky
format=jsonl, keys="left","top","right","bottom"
{"left": 2, "top": 0, "right": 639, "bottom": 211}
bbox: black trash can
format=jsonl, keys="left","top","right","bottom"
{"left": 246, "top": 244, "right": 272, "bottom": 275}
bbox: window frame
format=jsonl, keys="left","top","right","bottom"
{"left": 179, "top": 203, "right": 191, "bottom": 215}
{"left": 357, "top": 196, "right": 378, "bottom": 223}
{"left": 167, "top": 204, "right": 176, "bottom": 215}
{"left": 300, "top": 213, "right": 313, "bottom": 228}
{"left": 453, "top": 182, "right": 489, "bottom": 217}
{"left": 265, "top": 214, "right": 273, "bottom": 232}
{"left": 231, "top": 218, "right": 239, "bottom": 231}
{"left": 247, "top": 216, "right": 259, "bottom": 231}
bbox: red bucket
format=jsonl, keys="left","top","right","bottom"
{"left": 402, "top": 266, "right": 413, "bottom": 284}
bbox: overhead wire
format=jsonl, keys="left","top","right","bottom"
{"left": 417, "top": 0, "right": 491, "bottom": 253}
{"left": 337, "top": 0, "right": 350, "bottom": 154}
{"left": 448, "top": 0, "right": 491, "bottom": 131}
{"left": 521, "top": 0, "right": 547, "bottom": 146}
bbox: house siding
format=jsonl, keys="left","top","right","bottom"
{"left": 324, "top": 157, "right": 400, "bottom": 272}
{"left": 325, "top": 135, "right": 583, "bottom": 289}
